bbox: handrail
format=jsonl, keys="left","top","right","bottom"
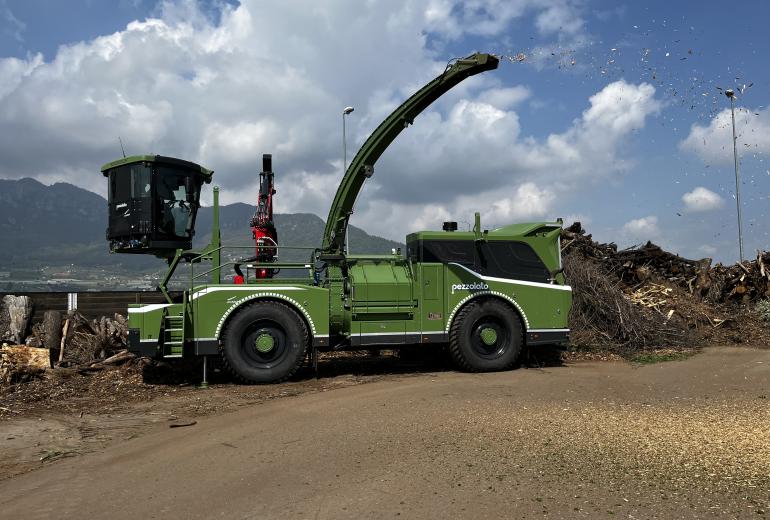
{"left": 192, "top": 260, "right": 312, "bottom": 281}
{"left": 184, "top": 244, "right": 316, "bottom": 263}
{"left": 183, "top": 243, "right": 318, "bottom": 284}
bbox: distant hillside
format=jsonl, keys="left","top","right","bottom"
{"left": 195, "top": 203, "right": 403, "bottom": 257}
{"left": 0, "top": 178, "right": 105, "bottom": 250}
{"left": 0, "top": 178, "right": 403, "bottom": 278}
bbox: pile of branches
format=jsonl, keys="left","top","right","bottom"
{"left": 562, "top": 222, "right": 770, "bottom": 305}
{"left": 59, "top": 312, "right": 129, "bottom": 366}
{"left": 562, "top": 248, "right": 693, "bottom": 353}
{"left": 1, "top": 307, "right": 132, "bottom": 386}
{"left": 561, "top": 222, "right": 770, "bottom": 352}
{"left": 561, "top": 223, "right": 711, "bottom": 294}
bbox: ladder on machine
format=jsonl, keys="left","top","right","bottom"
{"left": 161, "top": 306, "right": 185, "bottom": 358}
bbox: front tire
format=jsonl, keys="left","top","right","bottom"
{"left": 449, "top": 299, "right": 523, "bottom": 372}
{"left": 221, "top": 301, "right": 308, "bottom": 383}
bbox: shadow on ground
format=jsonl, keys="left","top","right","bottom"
{"left": 141, "top": 343, "right": 567, "bottom": 386}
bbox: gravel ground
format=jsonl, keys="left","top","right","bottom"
{"left": 466, "top": 399, "right": 769, "bottom": 504}
{"left": 1, "top": 346, "right": 768, "bottom": 519}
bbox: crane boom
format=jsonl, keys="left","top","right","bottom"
{"left": 321, "top": 52, "right": 499, "bottom": 256}
{"left": 249, "top": 154, "right": 278, "bottom": 278}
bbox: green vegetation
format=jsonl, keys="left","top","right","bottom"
{"left": 755, "top": 299, "right": 770, "bottom": 324}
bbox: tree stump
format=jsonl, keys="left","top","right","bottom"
{"left": 3, "top": 295, "right": 32, "bottom": 344}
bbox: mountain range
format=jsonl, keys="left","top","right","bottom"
{"left": 0, "top": 178, "right": 403, "bottom": 285}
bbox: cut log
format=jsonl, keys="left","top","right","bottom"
{"left": 0, "top": 345, "right": 50, "bottom": 384}
{"left": 43, "top": 311, "right": 63, "bottom": 351}
{"left": 95, "top": 349, "right": 135, "bottom": 366}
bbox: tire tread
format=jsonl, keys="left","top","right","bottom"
{"left": 448, "top": 298, "right": 523, "bottom": 372}
{"left": 449, "top": 301, "right": 477, "bottom": 371}
{"left": 220, "top": 301, "right": 308, "bottom": 384}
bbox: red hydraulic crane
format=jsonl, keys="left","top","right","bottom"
{"left": 234, "top": 154, "right": 278, "bottom": 282}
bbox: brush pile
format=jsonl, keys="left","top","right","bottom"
{"left": 56, "top": 312, "right": 129, "bottom": 366}
{"left": 0, "top": 300, "right": 132, "bottom": 384}
{"left": 562, "top": 222, "right": 770, "bottom": 352}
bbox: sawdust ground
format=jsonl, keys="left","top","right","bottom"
{"left": 1, "top": 346, "right": 768, "bottom": 518}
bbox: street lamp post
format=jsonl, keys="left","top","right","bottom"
{"left": 342, "top": 106, "right": 354, "bottom": 254}
{"left": 343, "top": 106, "right": 354, "bottom": 171}
{"left": 725, "top": 89, "right": 744, "bottom": 263}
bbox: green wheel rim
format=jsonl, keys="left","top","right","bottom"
{"left": 480, "top": 327, "right": 498, "bottom": 346}
{"left": 255, "top": 333, "right": 275, "bottom": 353}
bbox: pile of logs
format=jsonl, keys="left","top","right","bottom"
{"left": 562, "top": 222, "right": 770, "bottom": 305}
{"left": 700, "top": 253, "right": 770, "bottom": 303}
{"left": 0, "top": 296, "right": 131, "bottom": 384}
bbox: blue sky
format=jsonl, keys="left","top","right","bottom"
{"left": 1, "top": 0, "right": 769, "bottom": 263}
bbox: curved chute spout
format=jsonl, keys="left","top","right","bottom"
{"left": 321, "top": 53, "right": 500, "bottom": 257}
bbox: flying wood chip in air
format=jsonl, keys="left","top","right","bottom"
{"left": 506, "top": 53, "right": 527, "bottom": 63}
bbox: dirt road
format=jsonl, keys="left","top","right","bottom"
{"left": 1, "top": 347, "right": 769, "bottom": 519}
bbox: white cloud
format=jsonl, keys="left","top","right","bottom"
{"left": 0, "top": 0, "right": 660, "bottom": 244}
{"left": 622, "top": 215, "right": 660, "bottom": 243}
{"left": 563, "top": 213, "right": 592, "bottom": 228}
{"left": 426, "top": 0, "right": 586, "bottom": 40}
{"left": 479, "top": 86, "right": 531, "bottom": 109}
{"left": 580, "top": 81, "right": 660, "bottom": 134}
{"left": 0, "top": 0, "right": 436, "bottom": 193}
{"left": 350, "top": 182, "right": 554, "bottom": 240}
{"left": 424, "top": 0, "right": 460, "bottom": 38}
{"left": 535, "top": 1, "right": 584, "bottom": 36}
{"left": 483, "top": 183, "right": 555, "bottom": 224}
{"left": 362, "top": 80, "right": 660, "bottom": 209}
{"left": 0, "top": 53, "right": 42, "bottom": 98}
{"left": 682, "top": 186, "right": 724, "bottom": 212}
{"left": 680, "top": 105, "right": 770, "bottom": 164}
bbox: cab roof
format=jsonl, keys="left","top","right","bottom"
{"left": 406, "top": 222, "right": 562, "bottom": 241}
{"left": 100, "top": 155, "right": 213, "bottom": 181}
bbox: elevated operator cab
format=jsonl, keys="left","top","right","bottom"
{"left": 101, "top": 155, "right": 212, "bottom": 257}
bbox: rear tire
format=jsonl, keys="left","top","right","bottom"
{"left": 221, "top": 301, "right": 308, "bottom": 384}
{"left": 449, "top": 299, "right": 523, "bottom": 372}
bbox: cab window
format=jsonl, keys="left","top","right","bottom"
{"left": 475, "top": 241, "right": 549, "bottom": 282}
{"left": 155, "top": 166, "right": 194, "bottom": 238}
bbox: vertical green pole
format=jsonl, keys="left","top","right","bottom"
{"left": 473, "top": 212, "right": 481, "bottom": 241}
{"left": 212, "top": 186, "right": 221, "bottom": 284}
